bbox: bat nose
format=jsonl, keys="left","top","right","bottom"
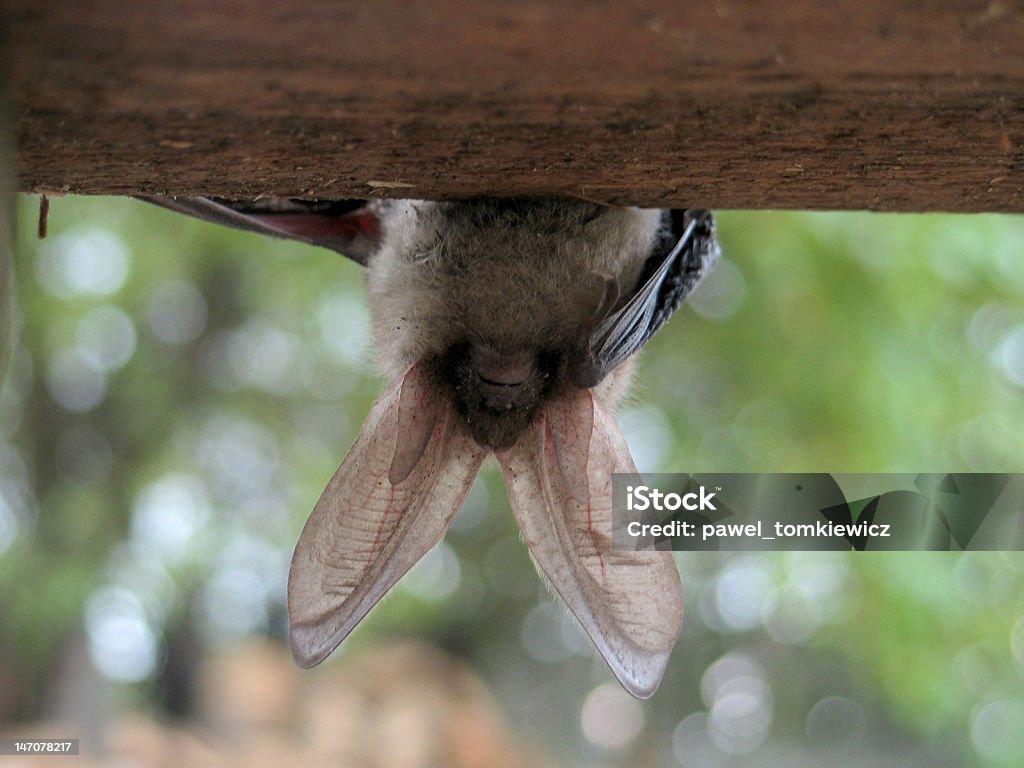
{"left": 471, "top": 346, "right": 535, "bottom": 409}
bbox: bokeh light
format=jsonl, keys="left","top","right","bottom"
{"left": 3, "top": 197, "right": 1024, "bottom": 767}
{"left": 35, "top": 229, "right": 130, "bottom": 299}
{"left": 580, "top": 683, "right": 645, "bottom": 750}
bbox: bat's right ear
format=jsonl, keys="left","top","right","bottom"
{"left": 136, "top": 196, "right": 379, "bottom": 266}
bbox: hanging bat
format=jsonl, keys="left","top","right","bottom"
{"left": 141, "top": 196, "right": 719, "bottom": 698}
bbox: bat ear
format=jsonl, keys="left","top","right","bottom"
{"left": 288, "top": 362, "right": 487, "bottom": 667}
{"left": 569, "top": 209, "right": 719, "bottom": 388}
{"left": 496, "top": 389, "right": 683, "bottom": 698}
{"left": 137, "top": 196, "right": 379, "bottom": 265}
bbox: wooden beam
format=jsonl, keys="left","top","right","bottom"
{"left": 5, "top": 1, "right": 1024, "bottom": 211}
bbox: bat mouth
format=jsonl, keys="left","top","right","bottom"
{"left": 471, "top": 346, "right": 536, "bottom": 387}
{"left": 479, "top": 372, "right": 527, "bottom": 387}
{"left": 476, "top": 377, "right": 528, "bottom": 413}
{"left": 439, "top": 343, "right": 561, "bottom": 449}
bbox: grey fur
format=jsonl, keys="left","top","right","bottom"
{"left": 367, "top": 199, "right": 663, "bottom": 447}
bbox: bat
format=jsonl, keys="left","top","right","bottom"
{"left": 141, "top": 196, "right": 719, "bottom": 698}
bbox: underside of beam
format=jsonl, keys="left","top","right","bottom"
{"left": 5, "top": 1, "right": 1024, "bottom": 211}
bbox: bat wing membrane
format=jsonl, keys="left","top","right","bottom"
{"left": 497, "top": 389, "right": 683, "bottom": 698}
{"left": 570, "top": 209, "right": 720, "bottom": 388}
{"left": 137, "top": 196, "right": 377, "bottom": 265}
{"left": 288, "top": 362, "right": 487, "bottom": 667}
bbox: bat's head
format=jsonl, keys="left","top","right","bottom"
{"left": 140, "top": 196, "right": 715, "bottom": 452}
{"left": 366, "top": 199, "right": 667, "bottom": 448}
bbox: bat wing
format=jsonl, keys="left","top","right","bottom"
{"left": 137, "top": 196, "right": 378, "bottom": 265}
{"left": 497, "top": 388, "right": 683, "bottom": 698}
{"left": 570, "top": 209, "right": 720, "bottom": 388}
{"left": 288, "top": 362, "right": 487, "bottom": 667}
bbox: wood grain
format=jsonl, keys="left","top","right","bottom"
{"left": 4, "top": 0, "right": 1024, "bottom": 211}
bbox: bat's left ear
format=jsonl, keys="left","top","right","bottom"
{"left": 137, "top": 196, "right": 380, "bottom": 266}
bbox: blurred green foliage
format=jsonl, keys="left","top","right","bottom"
{"left": 1, "top": 197, "right": 1023, "bottom": 767}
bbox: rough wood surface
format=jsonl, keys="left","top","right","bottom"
{"left": 5, "top": 0, "right": 1024, "bottom": 211}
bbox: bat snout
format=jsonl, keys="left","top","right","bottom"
{"left": 470, "top": 347, "right": 538, "bottom": 411}
{"left": 439, "top": 342, "right": 563, "bottom": 449}
{"left": 477, "top": 377, "right": 528, "bottom": 411}
{"left": 471, "top": 347, "right": 535, "bottom": 387}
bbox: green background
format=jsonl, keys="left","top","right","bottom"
{"left": 2, "top": 197, "right": 1023, "bottom": 766}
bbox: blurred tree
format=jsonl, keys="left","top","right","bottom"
{"left": 1, "top": 197, "right": 1023, "bottom": 767}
